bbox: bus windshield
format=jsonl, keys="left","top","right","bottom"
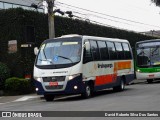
{"left": 136, "top": 46, "right": 160, "bottom": 67}
{"left": 36, "top": 38, "right": 82, "bottom": 67}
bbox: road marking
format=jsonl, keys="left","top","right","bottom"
{"left": 0, "top": 101, "right": 12, "bottom": 105}
{"left": 0, "top": 96, "right": 40, "bottom": 104}
{"left": 13, "top": 96, "right": 39, "bottom": 102}
{"left": 54, "top": 94, "right": 80, "bottom": 100}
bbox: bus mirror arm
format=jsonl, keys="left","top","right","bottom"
{"left": 34, "top": 47, "right": 39, "bottom": 55}
{"left": 84, "top": 42, "right": 90, "bottom": 50}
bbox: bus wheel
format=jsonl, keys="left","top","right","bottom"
{"left": 44, "top": 94, "right": 55, "bottom": 102}
{"left": 113, "top": 80, "right": 125, "bottom": 92}
{"left": 81, "top": 84, "right": 92, "bottom": 99}
{"left": 147, "top": 79, "right": 153, "bottom": 83}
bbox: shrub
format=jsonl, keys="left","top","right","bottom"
{"left": 5, "top": 77, "right": 34, "bottom": 95}
{"left": 0, "top": 62, "right": 10, "bottom": 90}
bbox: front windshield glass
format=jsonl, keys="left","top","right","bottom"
{"left": 36, "top": 37, "right": 82, "bottom": 67}
{"left": 137, "top": 46, "right": 160, "bottom": 67}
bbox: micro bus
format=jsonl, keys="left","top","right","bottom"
{"left": 135, "top": 39, "right": 160, "bottom": 83}
{"left": 33, "top": 35, "right": 134, "bottom": 101}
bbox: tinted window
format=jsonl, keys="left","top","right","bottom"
{"left": 90, "top": 40, "right": 100, "bottom": 60}
{"left": 83, "top": 40, "right": 93, "bottom": 63}
{"left": 97, "top": 41, "right": 109, "bottom": 60}
{"left": 107, "top": 42, "right": 117, "bottom": 60}
{"left": 122, "top": 43, "right": 132, "bottom": 59}
{"left": 115, "top": 42, "right": 124, "bottom": 60}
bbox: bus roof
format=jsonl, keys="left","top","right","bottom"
{"left": 59, "top": 34, "right": 129, "bottom": 43}
{"left": 43, "top": 34, "right": 129, "bottom": 43}
{"left": 136, "top": 39, "right": 160, "bottom": 44}
{"left": 136, "top": 39, "right": 160, "bottom": 48}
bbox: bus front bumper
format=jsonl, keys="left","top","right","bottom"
{"left": 34, "top": 76, "right": 86, "bottom": 95}
{"left": 136, "top": 72, "right": 160, "bottom": 80}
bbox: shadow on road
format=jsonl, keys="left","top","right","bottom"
{"left": 53, "top": 88, "right": 134, "bottom": 102}
{"left": 131, "top": 79, "right": 160, "bottom": 85}
{"left": 148, "top": 80, "right": 160, "bottom": 84}
{"left": 41, "top": 80, "right": 160, "bottom": 102}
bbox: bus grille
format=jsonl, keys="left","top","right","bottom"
{"left": 42, "top": 76, "right": 65, "bottom": 90}
{"left": 45, "top": 85, "right": 63, "bottom": 90}
{"left": 43, "top": 76, "right": 65, "bottom": 82}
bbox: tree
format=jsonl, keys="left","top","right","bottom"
{"left": 151, "top": 0, "right": 160, "bottom": 6}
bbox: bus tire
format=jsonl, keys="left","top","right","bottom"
{"left": 147, "top": 79, "right": 153, "bottom": 83}
{"left": 44, "top": 94, "right": 55, "bottom": 102}
{"left": 113, "top": 79, "right": 125, "bottom": 92}
{"left": 81, "top": 84, "right": 92, "bottom": 99}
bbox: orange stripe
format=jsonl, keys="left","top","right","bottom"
{"left": 117, "top": 61, "right": 131, "bottom": 70}
{"left": 95, "top": 61, "right": 131, "bottom": 86}
{"left": 95, "top": 74, "right": 113, "bottom": 86}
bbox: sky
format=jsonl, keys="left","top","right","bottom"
{"left": 53, "top": 0, "right": 160, "bottom": 32}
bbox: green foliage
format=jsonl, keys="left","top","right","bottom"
{"left": 54, "top": 16, "right": 156, "bottom": 47}
{"left": 5, "top": 77, "right": 34, "bottom": 95}
{"left": 0, "top": 62, "right": 10, "bottom": 90}
{"left": 0, "top": 8, "right": 48, "bottom": 78}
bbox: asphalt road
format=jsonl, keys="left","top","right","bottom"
{"left": 0, "top": 80, "right": 160, "bottom": 120}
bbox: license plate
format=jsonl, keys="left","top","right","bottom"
{"left": 149, "top": 74, "right": 154, "bottom": 78}
{"left": 49, "top": 82, "right": 58, "bottom": 86}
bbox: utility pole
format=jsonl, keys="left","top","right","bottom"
{"left": 47, "top": 0, "right": 55, "bottom": 38}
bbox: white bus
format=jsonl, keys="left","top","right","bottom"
{"left": 34, "top": 35, "right": 134, "bottom": 101}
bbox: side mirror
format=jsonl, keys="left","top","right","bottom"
{"left": 34, "top": 47, "right": 39, "bottom": 55}
{"left": 84, "top": 41, "right": 90, "bottom": 50}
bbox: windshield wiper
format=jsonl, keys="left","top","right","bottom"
{"left": 56, "top": 55, "right": 73, "bottom": 63}
{"left": 151, "top": 46, "right": 159, "bottom": 56}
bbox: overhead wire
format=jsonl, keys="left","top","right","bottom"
{"left": 56, "top": 1, "right": 160, "bottom": 29}
{"left": 55, "top": 2, "right": 160, "bottom": 31}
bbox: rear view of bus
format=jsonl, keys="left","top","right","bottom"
{"left": 135, "top": 39, "right": 160, "bottom": 83}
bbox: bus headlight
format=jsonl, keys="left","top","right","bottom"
{"left": 68, "top": 74, "right": 81, "bottom": 80}
{"left": 137, "top": 69, "right": 141, "bottom": 73}
{"left": 34, "top": 77, "right": 42, "bottom": 82}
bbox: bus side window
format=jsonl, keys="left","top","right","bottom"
{"left": 83, "top": 40, "right": 93, "bottom": 63}
{"left": 107, "top": 41, "right": 117, "bottom": 60}
{"left": 115, "top": 42, "right": 124, "bottom": 60}
{"left": 97, "top": 41, "right": 109, "bottom": 60}
{"left": 122, "top": 43, "right": 132, "bottom": 59}
{"left": 90, "top": 40, "right": 100, "bottom": 61}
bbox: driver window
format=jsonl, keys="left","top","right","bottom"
{"left": 83, "top": 40, "right": 93, "bottom": 63}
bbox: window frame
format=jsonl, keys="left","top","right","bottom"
{"left": 122, "top": 42, "right": 132, "bottom": 59}
{"left": 83, "top": 40, "right": 93, "bottom": 63}
{"left": 90, "top": 40, "right": 101, "bottom": 61}
{"left": 107, "top": 41, "right": 117, "bottom": 60}
{"left": 115, "top": 42, "right": 125, "bottom": 60}
{"left": 97, "top": 40, "right": 109, "bottom": 60}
